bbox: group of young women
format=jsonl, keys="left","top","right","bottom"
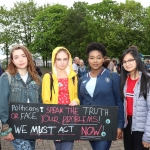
{"left": 0, "top": 42, "right": 150, "bottom": 150}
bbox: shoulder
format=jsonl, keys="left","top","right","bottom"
{"left": 0, "top": 72, "right": 10, "bottom": 79}
{"left": 43, "top": 73, "right": 51, "bottom": 81}
{"left": 103, "top": 69, "right": 120, "bottom": 79}
{"left": 0, "top": 72, "right": 10, "bottom": 86}
{"left": 79, "top": 73, "right": 88, "bottom": 82}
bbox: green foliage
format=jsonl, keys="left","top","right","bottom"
{"left": 0, "top": 0, "right": 150, "bottom": 65}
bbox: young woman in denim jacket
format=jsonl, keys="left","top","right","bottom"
{"left": 0, "top": 45, "right": 42, "bottom": 150}
{"left": 120, "top": 48, "right": 150, "bottom": 150}
{"left": 78, "top": 42, "right": 124, "bottom": 150}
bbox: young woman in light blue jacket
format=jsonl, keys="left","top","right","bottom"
{"left": 0, "top": 45, "right": 42, "bottom": 150}
{"left": 120, "top": 48, "right": 150, "bottom": 150}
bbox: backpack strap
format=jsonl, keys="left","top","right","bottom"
{"left": 6, "top": 72, "right": 11, "bottom": 85}
{"left": 49, "top": 72, "right": 54, "bottom": 101}
{"left": 72, "top": 76, "right": 75, "bottom": 85}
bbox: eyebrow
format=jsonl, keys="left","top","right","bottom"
{"left": 13, "top": 54, "right": 26, "bottom": 57}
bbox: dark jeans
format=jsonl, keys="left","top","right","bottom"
{"left": 90, "top": 140, "right": 111, "bottom": 150}
{"left": 54, "top": 141, "right": 74, "bottom": 150}
{"left": 123, "top": 116, "right": 148, "bottom": 150}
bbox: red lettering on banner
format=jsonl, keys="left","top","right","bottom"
{"left": 46, "top": 107, "right": 63, "bottom": 114}
{"left": 65, "top": 107, "right": 79, "bottom": 115}
{"left": 11, "top": 113, "right": 19, "bottom": 119}
{"left": 41, "top": 114, "right": 60, "bottom": 124}
{"left": 81, "top": 125, "right": 102, "bottom": 136}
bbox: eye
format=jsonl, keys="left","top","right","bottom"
{"left": 56, "top": 58, "right": 61, "bottom": 61}
{"left": 89, "top": 57, "right": 94, "bottom": 59}
{"left": 13, "top": 57, "right": 18, "bottom": 59}
{"left": 128, "top": 59, "right": 133, "bottom": 62}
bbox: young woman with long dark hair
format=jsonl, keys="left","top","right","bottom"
{"left": 120, "top": 48, "right": 150, "bottom": 150}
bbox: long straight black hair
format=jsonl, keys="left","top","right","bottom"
{"left": 120, "top": 48, "right": 150, "bottom": 100}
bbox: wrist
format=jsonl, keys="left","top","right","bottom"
{"left": 0, "top": 127, "right": 12, "bottom": 136}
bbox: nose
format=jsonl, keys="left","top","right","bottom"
{"left": 19, "top": 56, "right": 23, "bottom": 62}
{"left": 61, "top": 60, "right": 65, "bottom": 64}
{"left": 94, "top": 58, "right": 97, "bottom": 62}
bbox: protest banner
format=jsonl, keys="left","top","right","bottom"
{"left": 9, "top": 103, "right": 118, "bottom": 140}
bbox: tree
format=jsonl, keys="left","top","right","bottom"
{"left": 32, "top": 4, "right": 68, "bottom": 66}
{"left": 10, "top": 0, "right": 38, "bottom": 48}
{"left": 0, "top": 6, "right": 14, "bottom": 65}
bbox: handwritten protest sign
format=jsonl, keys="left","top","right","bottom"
{"left": 9, "top": 103, "right": 118, "bottom": 140}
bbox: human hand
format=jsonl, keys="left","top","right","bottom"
{"left": 116, "top": 128, "right": 123, "bottom": 140}
{"left": 142, "top": 141, "right": 150, "bottom": 148}
{"left": 3, "top": 132, "right": 14, "bottom": 141}
{"left": 69, "top": 100, "right": 78, "bottom": 106}
{"left": 76, "top": 140, "right": 81, "bottom": 142}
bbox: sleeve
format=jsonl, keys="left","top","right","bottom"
{"left": 112, "top": 72, "right": 124, "bottom": 129}
{"left": 0, "top": 73, "right": 10, "bottom": 125}
{"left": 72, "top": 63, "right": 77, "bottom": 72}
{"left": 38, "top": 78, "right": 42, "bottom": 103}
{"left": 142, "top": 92, "right": 150, "bottom": 143}
{"left": 42, "top": 73, "right": 51, "bottom": 104}
{"left": 78, "top": 77, "right": 84, "bottom": 105}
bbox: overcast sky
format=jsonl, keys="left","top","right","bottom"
{"left": 0, "top": 0, "right": 150, "bottom": 8}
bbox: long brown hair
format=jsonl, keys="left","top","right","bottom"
{"left": 7, "top": 45, "right": 40, "bottom": 85}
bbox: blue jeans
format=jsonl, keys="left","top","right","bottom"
{"left": 54, "top": 141, "right": 74, "bottom": 150}
{"left": 90, "top": 140, "right": 112, "bottom": 150}
{"left": 11, "top": 139, "right": 36, "bottom": 150}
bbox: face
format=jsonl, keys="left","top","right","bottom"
{"left": 75, "top": 57, "right": 79, "bottom": 64}
{"left": 55, "top": 51, "right": 69, "bottom": 70}
{"left": 88, "top": 50, "right": 104, "bottom": 70}
{"left": 122, "top": 53, "right": 137, "bottom": 73}
{"left": 12, "top": 49, "right": 28, "bottom": 69}
{"left": 79, "top": 60, "right": 84, "bottom": 66}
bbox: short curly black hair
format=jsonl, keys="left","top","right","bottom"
{"left": 86, "top": 42, "right": 107, "bottom": 57}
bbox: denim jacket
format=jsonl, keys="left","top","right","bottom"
{"left": 0, "top": 72, "right": 42, "bottom": 124}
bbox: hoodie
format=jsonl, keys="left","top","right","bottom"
{"left": 42, "top": 47, "right": 80, "bottom": 104}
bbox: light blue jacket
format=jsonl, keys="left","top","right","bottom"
{"left": 0, "top": 72, "right": 42, "bottom": 124}
{"left": 124, "top": 72, "right": 150, "bottom": 143}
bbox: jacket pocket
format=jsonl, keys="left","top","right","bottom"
{"left": 9, "top": 87, "right": 21, "bottom": 102}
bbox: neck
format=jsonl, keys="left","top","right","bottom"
{"left": 130, "top": 70, "right": 139, "bottom": 80}
{"left": 56, "top": 69, "right": 68, "bottom": 78}
{"left": 18, "top": 68, "right": 27, "bottom": 76}
{"left": 90, "top": 67, "right": 103, "bottom": 77}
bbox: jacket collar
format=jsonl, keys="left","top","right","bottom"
{"left": 127, "top": 71, "right": 142, "bottom": 81}
{"left": 14, "top": 72, "right": 32, "bottom": 83}
{"left": 87, "top": 67, "right": 105, "bottom": 78}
